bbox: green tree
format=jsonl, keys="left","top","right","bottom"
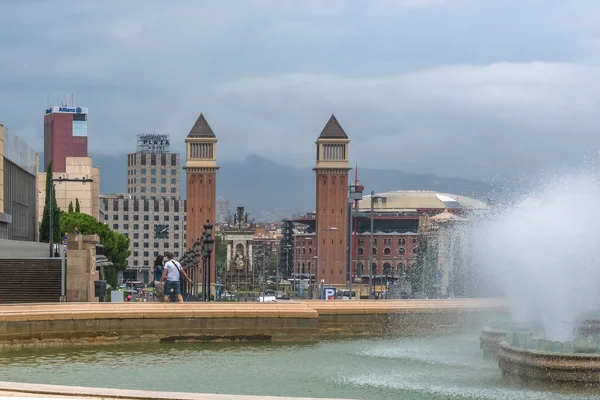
{"left": 68, "top": 201, "right": 74, "bottom": 213}
{"left": 39, "top": 161, "right": 61, "bottom": 243}
{"left": 60, "top": 212, "right": 131, "bottom": 288}
{"left": 75, "top": 198, "right": 81, "bottom": 213}
{"left": 214, "top": 234, "right": 227, "bottom": 265}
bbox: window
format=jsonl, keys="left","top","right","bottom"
{"left": 154, "top": 215, "right": 159, "bottom": 221}
{"left": 141, "top": 187, "right": 146, "bottom": 193}
{"left": 112, "top": 224, "right": 118, "bottom": 229}
{"left": 171, "top": 169, "right": 177, "bottom": 175}
{"left": 171, "top": 178, "right": 176, "bottom": 184}
{"left": 173, "top": 243, "right": 179, "bottom": 248}
{"left": 373, "top": 238, "right": 378, "bottom": 245}
{"left": 372, "top": 247, "right": 377, "bottom": 255}
{"left": 143, "top": 242, "right": 149, "bottom": 248}
{"left": 153, "top": 251, "right": 159, "bottom": 257}
{"left": 144, "top": 233, "right": 149, "bottom": 239}
{"left": 384, "top": 247, "right": 391, "bottom": 255}
{"left": 161, "top": 153, "right": 167, "bottom": 166}
{"left": 358, "top": 237, "right": 365, "bottom": 245}
{"left": 133, "top": 260, "right": 138, "bottom": 266}
{"left": 151, "top": 154, "right": 156, "bottom": 166}
{"left": 133, "top": 233, "right": 139, "bottom": 239}
{"left": 174, "top": 233, "right": 179, "bottom": 240}
{"left": 384, "top": 238, "right": 391, "bottom": 246}
{"left": 161, "top": 178, "right": 167, "bottom": 184}
{"left": 412, "top": 238, "right": 417, "bottom": 244}
{"left": 144, "top": 224, "right": 149, "bottom": 230}
{"left": 123, "top": 224, "right": 129, "bottom": 230}
{"left": 141, "top": 154, "right": 146, "bottom": 165}
{"left": 134, "top": 215, "right": 139, "bottom": 221}
{"left": 161, "top": 169, "right": 167, "bottom": 175}
{"left": 174, "top": 224, "right": 179, "bottom": 231}
{"left": 174, "top": 251, "right": 179, "bottom": 257}
{"left": 123, "top": 215, "right": 129, "bottom": 220}
{"left": 143, "top": 251, "right": 149, "bottom": 257}
{"left": 154, "top": 242, "right": 159, "bottom": 248}
{"left": 141, "top": 168, "right": 146, "bottom": 175}
{"left": 171, "top": 187, "right": 176, "bottom": 193}
{"left": 164, "top": 215, "right": 170, "bottom": 221}
{"left": 151, "top": 187, "right": 156, "bottom": 193}
{"left": 383, "top": 263, "right": 392, "bottom": 275}
{"left": 104, "top": 214, "right": 108, "bottom": 220}
{"left": 151, "top": 178, "right": 157, "bottom": 184}
{"left": 413, "top": 248, "right": 418, "bottom": 254}
{"left": 133, "top": 242, "right": 139, "bottom": 248}
{"left": 161, "top": 187, "right": 167, "bottom": 193}
{"left": 398, "top": 248, "right": 405, "bottom": 255}
{"left": 151, "top": 169, "right": 156, "bottom": 175}
{"left": 133, "top": 251, "right": 138, "bottom": 257}
{"left": 171, "top": 155, "right": 177, "bottom": 166}
{"left": 141, "top": 177, "right": 146, "bottom": 183}
{"left": 113, "top": 215, "right": 119, "bottom": 220}
{"left": 308, "top": 247, "right": 312, "bottom": 254}
{"left": 358, "top": 247, "right": 364, "bottom": 255}
{"left": 398, "top": 238, "right": 406, "bottom": 245}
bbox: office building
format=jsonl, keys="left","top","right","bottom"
{"left": 0, "top": 124, "right": 39, "bottom": 241}
{"left": 43, "top": 103, "right": 88, "bottom": 173}
{"left": 216, "top": 197, "right": 229, "bottom": 224}
{"left": 127, "top": 134, "right": 180, "bottom": 199}
{"left": 101, "top": 194, "right": 186, "bottom": 283}
{"left": 37, "top": 157, "right": 100, "bottom": 224}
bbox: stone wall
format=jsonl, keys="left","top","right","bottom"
{"left": 0, "top": 299, "right": 506, "bottom": 349}
{"left": 0, "top": 239, "right": 49, "bottom": 258}
{"left": 66, "top": 233, "right": 99, "bottom": 302}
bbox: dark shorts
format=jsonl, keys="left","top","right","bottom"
{"left": 164, "top": 280, "right": 181, "bottom": 296}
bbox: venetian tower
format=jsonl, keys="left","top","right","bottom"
{"left": 184, "top": 113, "right": 218, "bottom": 286}
{"left": 314, "top": 115, "right": 351, "bottom": 285}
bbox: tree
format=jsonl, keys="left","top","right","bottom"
{"left": 39, "top": 161, "right": 61, "bottom": 243}
{"left": 75, "top": 198, "right": 81, "bottom": 213}
{"left": 214, "top": 234, "right": 227, "bottom": 266}
{"left": 68, "top": 201, "right": 74, "bottom": 213}
{"left": 60, "top": 212, "right": 131, "bottom": 288}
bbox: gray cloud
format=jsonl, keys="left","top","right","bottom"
{"left": 1, "top": 0, "right": 599, "bottom": 180}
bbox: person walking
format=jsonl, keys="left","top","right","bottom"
{"left": 152, "top": 255, "right": 165, "bottom": 302}
{"left": 161, "top": 252, "right": 192, "bottom": 302}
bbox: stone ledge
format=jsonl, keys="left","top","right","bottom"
{"left": 0, "top": 381, "right": 356, "bottom": 400}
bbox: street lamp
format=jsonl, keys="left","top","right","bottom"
{"left": 201, "top": 220, "right": 214, "bottom": 302}
{"left": 49, "top": 176, "right": 93, "bottom": 258}
{"left": 285, "top": 243, "right": 292, "bottom": 296}
{"left": 369, "top": 191, "right": 385, "bottom": 299}
{"left": 348, "top": 183, "right": 364, "bottom": 300}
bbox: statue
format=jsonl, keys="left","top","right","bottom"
{"left": 235, "top": 250, "right": 244, "bottom": 270}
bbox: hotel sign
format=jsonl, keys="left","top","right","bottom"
{"left": 137, "top": 134, "right": 170, "bottom": 153}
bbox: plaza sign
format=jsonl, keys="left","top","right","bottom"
{"left": 137, "top": 134, "right": 171, "bottom": 153}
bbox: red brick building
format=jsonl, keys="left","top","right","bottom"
{"left": 43, "top": 104, "right": 88, "bottom": 172}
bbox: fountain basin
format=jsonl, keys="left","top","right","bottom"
{"left": 480, "top": 327, "right": 508, "bottom": 358}
{"left": 498, "top": 341, "right": 600, "bottom": 387}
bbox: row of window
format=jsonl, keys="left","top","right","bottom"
{"left": 358, "top": 247, "right": 418, "bottom": 255}
{"left": 294, "top": 261, "right": 405, "bottom": 274}
{"left": 112, "top": 223, "right": 184, "bottom": 232}
{"left": 128, "top": 153, "right": 178, "bottom": 167}
{"left": 108, "top": 214, "right": 182, "bottom": 222}
{"left": 131, "top": 251, "right": 180, "bottom": 266}
{"left": 129, "top": 168, "right": 177, "bottom": 176}
{"left": 105, "top": 199, "right": 184, "bottom": 213}
{"left": 132, "top": 242, "right": 179, "bottom": 251}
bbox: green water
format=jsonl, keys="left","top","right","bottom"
{"left": 0, "top": 335, "right": 598, "bottom": 400}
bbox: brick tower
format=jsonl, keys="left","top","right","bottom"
{"left": 314, "top": 115, "right": 351, "bottom": 286}
{"left": 184, "top": 113, "right": 218, "bottom": 286}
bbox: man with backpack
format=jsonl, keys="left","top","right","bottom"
{"left": 160, "top": 252, "right": 192, "bottom": 302}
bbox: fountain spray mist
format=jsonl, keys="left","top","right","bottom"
{"left": 473, "top": 170, "right": 600, "bottom": 341}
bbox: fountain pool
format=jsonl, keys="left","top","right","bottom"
{"left": 1, "top": 334, "right": 598, "bottom": 400}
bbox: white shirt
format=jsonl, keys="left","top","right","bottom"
{"left": 164, "top": 260, "right": 182, "bottom": 281}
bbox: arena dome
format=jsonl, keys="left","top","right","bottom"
{"left": 355, "top": 190, "right": 489, "bottom": 211}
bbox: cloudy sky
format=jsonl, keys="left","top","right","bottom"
{"left": 1, "top": 0, "right": 599, "bottom": 181}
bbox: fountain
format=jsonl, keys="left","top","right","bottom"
{"left": 473, "top": 170, "right": 600, "bottom": 387}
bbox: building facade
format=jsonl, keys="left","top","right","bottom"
{"left": 216, "top": 197, "right": 229, "bottom": 224}
{"left": 43, "top": 104, "right": 88, "bottom": 172}
{"left": 184, "top": 113, "right": 218, "bottom": 286}
{"left": 101, "top": 194, "right": 186, "bottom": 283}
{"left": 313, "top": 115, "right": 351, "bottom": 286}
{"left": 0, "top": 124, "right": 39, "bottom": 241}
{"left": 37, "top": 157, "right": 100, "bottom": 223}
{"left": 126, "top": 134, "right": 180, "bottom": 200}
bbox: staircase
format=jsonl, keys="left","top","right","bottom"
{"left": 0, "top": 258, "right": 62, "bottom": 303}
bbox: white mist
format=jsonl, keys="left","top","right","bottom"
{"left": 473, "top": 173, "right": 600, "bottom": 341}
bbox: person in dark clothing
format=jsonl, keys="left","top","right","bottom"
{"left": 152, "top": 255, "right": 165, "bottom": 302}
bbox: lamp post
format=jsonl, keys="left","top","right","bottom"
{"left": 201, "top": 220, "right": 214, "bottom": 302}
{"left": 348, "top": 184, "right": 363, "bottom": 300}
{"left": 285, "top": 243, "right": 292, "bottom": 296}
{"left": 49, "top": 176, "right": 93, "bottom": 258}
{"left": 368, "top": 191, "right": 385, "bottom": 299}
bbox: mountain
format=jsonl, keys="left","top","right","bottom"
{"left": 85, "top": 153, "right": 497, "bottom": 220}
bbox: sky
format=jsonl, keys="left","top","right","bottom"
{"left": 1, "top": 0, "right": 600, "bottom": 181}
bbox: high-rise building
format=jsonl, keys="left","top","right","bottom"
{"left": 184, "top": 113, "right": 218, "bottom": 287}
{"left": 313, "top": 115, "right": 350, "bottom": 285}
{"left": 216, "top": 197, "right": 229, "bottom": 224}
{"left": 0, "top": 124, "right": 39, "bottom": 241}
{"left": 43, "top": 103, "right": 88, "bottom": 173}
{"left": 126, "top": 134, "right": 180, "bottom": 199}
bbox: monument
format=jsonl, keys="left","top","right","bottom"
{"left": 222, "top": 207, "right": 256, "bottom": 293}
